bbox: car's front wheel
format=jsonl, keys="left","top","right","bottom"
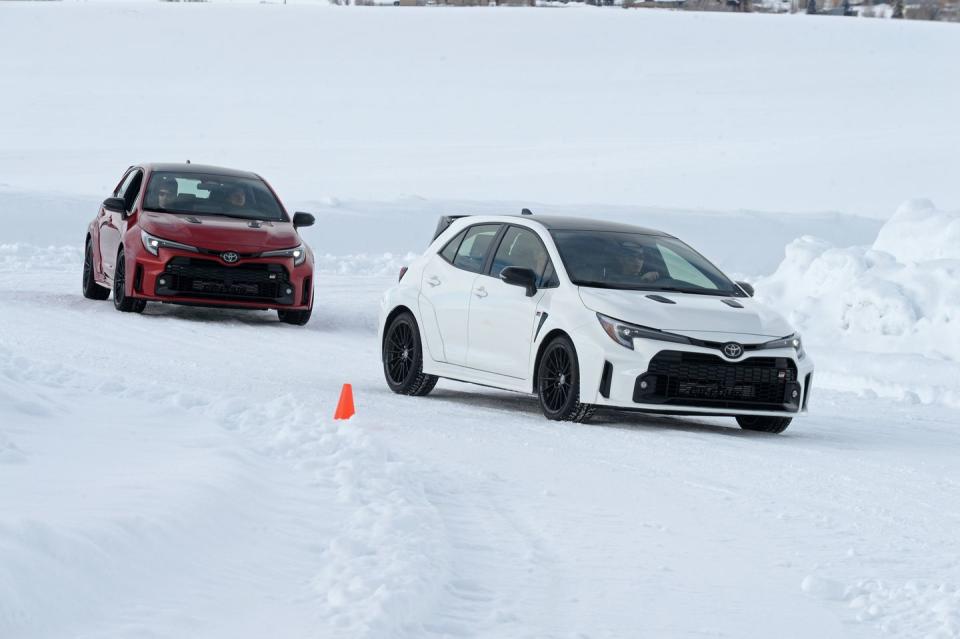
{"left": 736, "top": 415, "right": 792, "bottom": 434}
{"left": 383, "top": 312, "right": 438, "bottom": 396}
{"left": 112, "top": 250, "right": 146, "bottom": 313}
{"left": 537, "top": 335, "right": 594, "bottom": 422}
{"left": 278, "top": 307, "right": 312, "bottom": 326}
{"left": 82, "top": 239, "right": 110, "bottom": 300}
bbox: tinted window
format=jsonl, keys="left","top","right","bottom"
{"left": 439, "top": 229, "right": 466, "bottom": 264}
{"left": 114, "top": 170, "right": 137, "bottom": 198}
{"left": 143, "top": 171, "right": 286, "bottom": 222}
{"left": 550, "top": 230, "right": 739, "bottom": 296}
{"left": 489, "top": 227, "right": 554, "bottom": 287}
{"left": 452, "top": 225, "right": 500, "bottom": 273}
{"left": 122, "top": 171, "right": 143, "bottom": 211}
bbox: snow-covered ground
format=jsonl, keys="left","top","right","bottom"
{"left": 2, "top": 3, "right": 960, "bottom": 639}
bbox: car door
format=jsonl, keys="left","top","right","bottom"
{"left": 418, "top": 223, "right": 501, "bottom": 366}
{"left": 98, "top": 168, "right": 142, "bottom": 280}
{"left": 467, "top": 225, "right": 557, "bottom": 379}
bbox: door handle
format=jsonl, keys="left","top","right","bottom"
{"left": 427, "top": 276, "right": 441, "bottom": 287}
{"left": 473, "top": 286, "right": 488, "bottom": 298}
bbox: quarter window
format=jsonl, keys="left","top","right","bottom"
{"left": 452, "top": 224, "right": 500, "bottom": 273}
{"left": 439, "top": 229, "right": 466, "bottom": 264}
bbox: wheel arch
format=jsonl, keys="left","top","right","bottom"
{"left": 382, "top": 304, "right": 418, "bottom": 350}
{"left": 531, "top": 328, "right": 572, "bottom": 393}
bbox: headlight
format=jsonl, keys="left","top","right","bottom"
{"left": 261, "top": 244, "right": 306, "bottom": 266}
{"left": 762, "top": 333, "right": 805, "bottom": 359}
{"left": 140, "top": 230, "right": 198, "bottom": 256}
{"left": 596, "top": 313, "right": 692, "bottom": 350}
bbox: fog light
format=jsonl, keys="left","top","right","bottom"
{"left": 285, "top": 287, "right": 293, "bottom": 294}
{"left": 158, "top": 278, "right": 167, "bottom": 286}
{"left": 640, "top": 381, "right": 649, "bottom": 390}
{"left": 792, "top": 390, "right": 799, "bottom": 398}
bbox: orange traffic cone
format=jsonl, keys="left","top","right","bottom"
{"left": 334, "top": 383, "right": 355, "bottom": 420}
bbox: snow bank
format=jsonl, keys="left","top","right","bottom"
{"left": 759, "top": 200, "right": 960, "bottom": 406}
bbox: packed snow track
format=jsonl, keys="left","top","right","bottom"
{"left": 2, "top": 228, "right": 959, "bottom": 639}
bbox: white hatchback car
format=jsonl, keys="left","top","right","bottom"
{"left": 379, "top": 214, "right": 813, "bottom": 433}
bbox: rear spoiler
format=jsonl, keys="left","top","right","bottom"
{"left": 432, "top": 215, "right": 470, "bottom": 241}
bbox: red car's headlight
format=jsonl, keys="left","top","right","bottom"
{"left": 261, "top": 244, "right": 306, "bottom": 266}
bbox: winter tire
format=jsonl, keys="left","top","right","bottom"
{"left": 537, "top": 335, "right": 594, "bottom": 422}
{"left": 736, "top": 415, "right": 792, "bottom": 434}
{"left": 278, "top": 307, "right": 312, "bottom": 326}
{"left": 82, "top": 239, "right": 110, "bottom": 300}
{"left": 112, "top": 250, "right": 146, "bottom": 313}
{"left": 383, "top": 312, "right": 438, "bottom": 396}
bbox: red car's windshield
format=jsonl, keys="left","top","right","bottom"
{"left": 144, "top": 171, "right": 286, "bottom": 222}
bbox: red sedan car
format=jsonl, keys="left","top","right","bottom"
{"left": 83, "top": 163, "right": 316, "bottom": 324}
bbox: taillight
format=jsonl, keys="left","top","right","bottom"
{"left": 399, "top": 266, "right": 408, "bottom": 281}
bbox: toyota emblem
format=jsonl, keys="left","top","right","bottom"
{"left": 722, "top": 342, "right": 744, "bottom": 359}
{"left": 221, "top": 251, "right": 239, "bottom": 264}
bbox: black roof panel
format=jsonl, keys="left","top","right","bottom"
{"left": 526, "top": 215, "right": 671, "bottom": 237}
{"left": 143, "top": 163, "right": 261, "bottom": 179}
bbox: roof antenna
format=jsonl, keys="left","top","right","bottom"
{"left": 186, "top": 159, "right": 191, "bottom": 164}
{"left": 521, "top": 208, "right": 533, "bottom": 216}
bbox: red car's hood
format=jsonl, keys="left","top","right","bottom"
{"left": 139, "top": 212, "right": 300, "bottom": 251}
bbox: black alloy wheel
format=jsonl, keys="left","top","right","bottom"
{"left": 537, "top": 335, "right": 593, "bottom": 422}
{"left": 736, "top": 415, "right": 793, "bottom": 434}
{"left": 383, "top": 312, "right": 438, "bottom": 396}
{"left": 82, "top": 239, "right": 110, "bottom": 300}
{"left": 113, "top": 251, "right": 146, "bottom": 313}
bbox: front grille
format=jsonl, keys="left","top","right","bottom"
{"left": 156, "top": 257, "right": 293, "bottom": 304}
{"left": 634, "top": 351, "right": 800, "bottom": 412}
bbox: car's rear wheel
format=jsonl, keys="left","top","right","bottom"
{"left": 278, "top": 307, "right": 312, "bottom": 326}
{"left": 736, "top": 415, "right": 792, "bottom": 434}
{"left": 383, "top": 312, "right": 438, "bottom": 396}
{"left": 112, "top": 250, "right": 146, "bottom": 313}
{"left": 537, "top": 335, "right": 594, "bottom": 422}
{"left": 82, "top": 239, "right": 110, "bottom": 300}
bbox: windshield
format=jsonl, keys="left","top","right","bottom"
{"left": 550, "top": 230, "right": 742, "bottom": 296}
{"left": 143, "top": 171, "right": 286, "bottom": 222}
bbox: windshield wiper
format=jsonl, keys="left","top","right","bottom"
{"left": 645, "top": 286, "right": 739, "bottom": 297}
{"left": 573, "top": 280, "right": 643, "bottom": 290}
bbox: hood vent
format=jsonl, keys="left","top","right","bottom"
{"left": 646, "top": 294, "right": 676, "bottom": 305}
{"left": 185, "top": 216, "right": 202, "bottom": 224}
{"left": 248, "top": 221, "right": 262, "bottom": 229}
{"left": 721, "top": 299, "right": 744, "bottom": 308}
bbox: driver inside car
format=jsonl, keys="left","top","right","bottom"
{"left": 155, "top": 177, "right": 179, "bottom": 209}
{"left": 620, "top": 247, "right": 661, "bottom": 283}
{"left": 226, "top": 185, "right": 247, "bottom": 209}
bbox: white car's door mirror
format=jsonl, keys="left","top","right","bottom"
{"left": 736, "top": 281, "right": 755, "bottom": 297}
{"left": 500, "top": 267, "right": 538, "bottom": 297}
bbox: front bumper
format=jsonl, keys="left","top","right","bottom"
{"left": 130, "top": 249, "right": 313, "bottom": 310}
{"left": 574, "top": 326, "right": 814, "bottom": 418}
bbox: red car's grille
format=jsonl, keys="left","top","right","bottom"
{"left": 156, "top": 257, "right": 293, "bottom": 304}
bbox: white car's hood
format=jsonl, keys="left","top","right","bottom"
{"left": 578, "top": 287, "right": 793, "bottom": 340}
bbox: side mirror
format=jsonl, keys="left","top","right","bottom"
{"left": 500, "top": 266, "right": 538, "bottom": 297}
{"left": 103, "top": 197, "right": 126, "bottom": 213}
{"left": 293, "top": 212, "right": 315, "bottom": 229}
{"left": 736, "top": 281, "right": 755, "bottom": 297}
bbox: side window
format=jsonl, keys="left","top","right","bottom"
{"left": 114, "top": 170, "right": 136, "bottom": 198}
{"left": 439, "top": 229, "right": 467, "bottom": 264}
{"left": 452, "top": 224, "right": 501, "bottom": 274}
{"left": 122, "top": 170, "right": 144, "bottom": 211}
{"left": 489, "top": 226, "right": 554, "bottom": 287}
{"left": 658, "top": 244, "right": 718, "bottom": 290}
